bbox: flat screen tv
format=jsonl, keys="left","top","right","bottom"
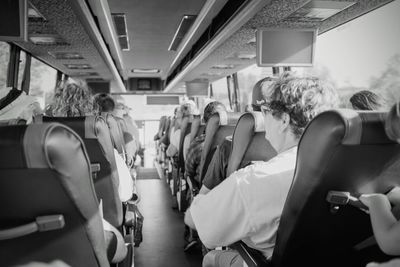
{"left": 0, "top": 0, "right": 28, "bottom": 42}
{"left": 256, "top": 28, "right": 317, "bottom": 67}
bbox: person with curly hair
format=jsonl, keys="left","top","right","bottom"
{"left": 49, "top": 81, "right": 98, "bottom": 117}
{"left": 185, "top": 74, "right": 339, "bottom": 267}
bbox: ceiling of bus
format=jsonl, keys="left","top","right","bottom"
{"left": 107, "top": 0, "right": 215, "bottom": 79}
{"left": 170, "top": 0, "right": 395, "bottom": 93}
{"left": 10, "top": 0, "right": 395, "bottom": 94}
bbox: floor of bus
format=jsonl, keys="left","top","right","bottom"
{"left": 134, "top": 166, "right": 203, "bottom": 267}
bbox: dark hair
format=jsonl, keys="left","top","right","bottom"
{"left": 350, "top": 90, "right": 387, "bottom": 111}
{"left": 203, "top": 101, "right": 226, "bottom": 123}
{"left": 94, "top": 93, "right": 115, "bottom": 112}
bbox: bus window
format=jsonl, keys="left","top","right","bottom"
{"left": 294, "top": 0, "right": 400, "bottom": 108}
{"left": 211, "top": 77, "right": 231, "bottom": 111}
{"left": 0, "top": 42, "right": 10, "bottom": 89}
{"left": 236, "top": 64, "right": 273, "bottom": 111}
{"left": 17, "top": 50, "right": 26, "bottom": 90}
{"left": 30, "top": 57, "right": 57, "bottom": 109}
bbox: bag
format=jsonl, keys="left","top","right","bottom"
{"left": 128, "top": 203, "right": 144, "bottom": 247}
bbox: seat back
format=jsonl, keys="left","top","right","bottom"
{"left": 34, "top": 115, "right": 123, "bottom": 227}
{"left": 199, "top": 111, "right": 242, "bottom": 182}
{"left": 155, "top": 116, "right": 167, "bottom": 141}
{"left": 0, "top": 123, "right": 108, "bottom": 267}
{"left": 178, "top": 116, "right": 192, "bottom": 169}
{"left": 160, "top": 116, "right": 172, "bottom": 146}
{"left": 189, "top": 115, "right": 204, "bottom": 143}
{"left": 227, "top": 112, "right": 277, "bottom": 176}
{"left": 272, "top": 110, "right": 400, "bottom": 267}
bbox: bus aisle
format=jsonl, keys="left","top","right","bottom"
{"left": 134, "top": 167, "right": 203, "bottom": 267}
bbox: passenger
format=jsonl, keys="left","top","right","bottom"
{"left": 166, "top": 100, "right": 198, "bottom": 157}
{"left": 185, "top": 75, "right": 339, "bottom": 267}
{"left": 359, "top": 102, "right": 400, "bottom": 257}
{"left": 0, "top": 86, "right": 42, "bottom": 123}
{"left": 48, "top": 81, "right": 128, "bottom": 261}
{"left": 199, "top": 76, "right": 278, "bottom": 195}
{"left": 183, "top": 101, "right": 226, "bottom": 252}
{"left": 349, "top": 90, "right": 388, "bottom": 111}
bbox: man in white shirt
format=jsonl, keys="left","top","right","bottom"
{"left": 185, "top": 75, "right": 339, "bottom": 267}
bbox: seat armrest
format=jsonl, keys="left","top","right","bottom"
{"left": 103, "top": 219, "right": 128, "bottom": 263}
{"left": 230, "top": 241, "right": 270, "bottom": 267}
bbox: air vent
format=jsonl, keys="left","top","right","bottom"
{"left": 168, "top": 15, "right": 197, "bottom": 51}
{"left": 147, "top": 96, "right": 180, "bottom": 105}
{"left": 112, "top": 13, "right": 130, "bottom": 51}
{"left": 48, "top": 52, "right": 83, "bottom": 60}
{"left": 286, "top": 1, "right": 356, "bottom": 22}
{"left": 65, "top": 64, "right": 92, "bottom": 70}
{"left": 29, "top": 35, "right": 69, "bottom": 45}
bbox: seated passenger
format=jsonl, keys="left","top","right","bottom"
{"left": 185, "top": 75, "right": 339, "bottom": 267}
{"left": 199, "top": 76, "right": 279, "bottom": 195}
{"left": 49, "top": 82, "right": 133, "bottom": 202}
{"left": 48, "top": 80, "right": 128, "bottom": 261}
{"left": 166, "top": 100, "right": 199, "bottom": 157}
{"left": 349, "top": 90, "right": 388, "bottom": 111}
{"left": 0, "top": 86, "right": 42, "bottom": 123}
{"left": 359, "top": 103, "right": 400, "bottom": 257}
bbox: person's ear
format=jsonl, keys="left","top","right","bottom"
{"left": 280, "top": 113, "right": 290, "bottom": 133}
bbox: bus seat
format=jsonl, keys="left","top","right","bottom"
{"left": 0, "top": 123, "right": 109, "bottom": 267}
{"left": 271, "top": 110, "right": 400, "bottom": 267}
{"left": 189, "top": 115, "right": 204, "bottom": 143}
{"left": 154, "top": 115, "right": 167, "bottom": 141}
{"left": 233, "top": 110, "right": 400, "bottom": 267}
{"left": 0, "top": 118, "right": 27, "bottom": 125}
{"left": 160, "top": 116, "right": 172, "bottom": 146}
{"left": 33, "top": 115, "right": 123, "bottom": 228}
{"left": 226, "top": 112, "right": 277, "bottom": 177}
{"left": 178, "top": 116, "right": 192, "bottom": 169}
{"left": 199, "top": 111, "right": 242, "bottom": 183}
{"left": 101, "top": 112, "right": 127, "bottom": 162}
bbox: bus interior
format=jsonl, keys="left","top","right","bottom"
{"left": 1, "top": 0, "right": 400, "bottom": 266}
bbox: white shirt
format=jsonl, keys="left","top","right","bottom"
{"left": 113, "top": 149, "right": 133, "bottom": 202}
{"left": 166, "top": 128, "right": 181, "bottom": 157}
{"left": 190, "top": 147, "right": 297, "bottom": 259}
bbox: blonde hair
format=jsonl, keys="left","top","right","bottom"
{"left": 49, "top": 81, "right": 98, "bottom": 117}
{"left": 266, "top": 74, "right": 339, "bottom": 138}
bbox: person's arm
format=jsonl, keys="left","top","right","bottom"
{"left": 360, "top": 194, "right": 400, "bottom": 255}
{"left": 186, "top": 171, "right": 253, "bottom": 249}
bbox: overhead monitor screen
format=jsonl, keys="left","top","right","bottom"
{"left": 257, "top": 28, "right": 317, "bottom": 67}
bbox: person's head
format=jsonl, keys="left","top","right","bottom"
{"left": 203, "top": 101, "right": 226, "bottom": 123}
{"left": 251, "top": 77, "right": 276, "bottom": 111}
{"left": 180, "top": 100, "right": 199, "bottom": 118}
{"left": 349, "top": 90, "right": 387, "bottom": 111}
{"left": 50, "top": 81, "right": 97, "bottom": 117}
{"left": 261, "top": 74, "right": 339, "bottom": 152}
{"left": 94, "top": 93, "right": 115, "bottom": 113}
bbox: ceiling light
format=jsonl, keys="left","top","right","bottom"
{"left": 211, "top": 64, "right": 236, "bottom": 70}
{"left": 65, "top": 64, "right": 92, "bottom": 70}
{"left": 168, "top": 15, "right": 197, "bottom": 51}
{"left": 72, "top": 72, "right": 99, "bottom": 76}
{"left": 28, "top": 3, "right": 46, "bottom": 20}
{"left": 48, "top": 52, "right": 83, "bottom": 60}
{"left": 227, "top": 52, "right": 256, "bottom": 60}
{"left": 132, "top": 69, "right": 160, "bottom": 74}
{"left": 286, "top": 1, "right": 356, "bottom": 22}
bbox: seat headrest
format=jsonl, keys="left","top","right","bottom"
{"left": 308, "top": 109, "right": 390, "bottom": 145}
{"left": 34, "top": 115, "right": 104, "bottom": 139}
{"left": 217, "top": 111, "right": 242, "bottom": 126}
{"left": 250, "top": 111, "right": 265, "bottom": 132}
{"left": 385, "top": 103, "right": 400, "bottom": 143}
{"left": 0, "top": 118, "right": 27, "bottom": 125}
